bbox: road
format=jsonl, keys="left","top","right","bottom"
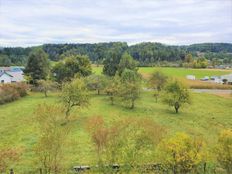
{"left": 191, "top": 89, "right": 232, "bottom": 94}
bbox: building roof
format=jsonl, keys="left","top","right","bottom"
{"left": 0, "top": 71, "right": 13, "bottom": 78}
{"left": 0, "top": 66, "right": 24, "bottom": 72}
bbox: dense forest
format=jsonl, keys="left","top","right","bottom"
{"left": 0, "top": 42, "right": 232, "bottom": 66}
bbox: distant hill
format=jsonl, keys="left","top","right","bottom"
{"left": 0, "top": 42, "right": 232, "bottom": 66}
{"left": 183, "top": 43, "right": 232, "bottom": 53}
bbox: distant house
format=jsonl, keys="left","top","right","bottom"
{"left": 0, "top": 66, "right": 25, "bottom": 84}
{"left": 186, "top": 75, "right": 196, "bottom": 80}
{"left": 0, "top": 72, "right": 13, "bottom": 83}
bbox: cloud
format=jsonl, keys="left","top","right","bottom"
{"left": 0, "top": 0, "right": 231, "bottom": 47}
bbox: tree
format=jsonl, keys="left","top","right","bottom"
{"left": 149, "top": 71, "right": 168, "bottom": 102}
{"left": 86, "top": 117, "right": 165, "bottom": 173}
{"left": 103, "top": 48, "right": 124, "bottom": 76}
{"left": 184, "top": 53, "right": 193, "bottom": 63}
{"left": 38, "top": 80, "right": 59, "bottom": 97}
{"left": 24, "top": 48, "right": 49, "bottom": 85}
{"left": 34, "top": 104, "right": 70, "bottom": 174}
{"left": 105, "top": 118, "right": 165, "bottom": 173}
{"left": 162, "top": 80, "right": 191, "bottom": 113}
{"left": 158, "top": 133, "right": 207, "bottom": 174}
{"left": 105, "top": 75, "right": 120, "bottom": 105}
{"left": 216, "top": 129, "right": 232, "bottom": 174}
{"left": 0, "top": 54, "right": 11, "bottom": 66}
{"left": 117, "top": 52, "right": 138, "bottom": 75}
{"left": 61, "top": 78, "right": 89, "bottom": 119}
{"left": 192, "top": 57, "right": 208, "bottom": 68}
{"left": 119, "top": 69, "right": 142, "bottom": 109}
{"left": 52, "top": 55, "right": 92, "bottom": 83}
{"left": 86, "top": 74, "right": 108, "bottom": 95}
{"left": 86, "top": 116, "right": 109, "bottom": 168}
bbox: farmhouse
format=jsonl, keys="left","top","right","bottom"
{"left": 0, "top": 66, "right": 25, "bottom": 83}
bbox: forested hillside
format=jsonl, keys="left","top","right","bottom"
{"left": 1, "top": 42, "right": 232, "bottom": 66}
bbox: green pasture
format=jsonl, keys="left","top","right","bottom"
{"left": 92, "top": 66, "right": 232, "bottom": 79}
{"left": 0, "top": 91, "right": 231, "bottom": 173}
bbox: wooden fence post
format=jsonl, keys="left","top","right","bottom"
{"left": 10, "top": 168, "right": 14, "bottom": 174}
{"left": 39, "top": 168, "right": 43, "bottom": 174}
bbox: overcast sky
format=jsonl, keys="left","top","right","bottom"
{"left": 0, "top": 0, "right": 232, "bottom": 47}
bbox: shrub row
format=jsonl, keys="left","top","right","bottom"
{"left": 0, "top": 83, "right": 28, "bottom": 104}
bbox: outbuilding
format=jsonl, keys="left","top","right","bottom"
{"left": 186, "top": 75, "right": 196, "bottom": 80}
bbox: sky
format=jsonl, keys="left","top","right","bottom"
{"left": 0, "top": 0, "right": 232, "bottom": 47}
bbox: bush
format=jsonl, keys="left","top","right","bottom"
{"left": 86, "top": 117, "right": 165, "bottom": 173}
{"left": 215, "top": 129, "right": 232, "bottom": 174}
{"left": 0, "top": 83, "right": 28, "bottom": 104}
{"left": 0, "top": 147, "right": 21, "bottom": 173}
{"left": 157, "top": 133, "right": 207, "bottom": 174}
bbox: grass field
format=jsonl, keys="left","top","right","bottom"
{"left": 93, "top": 66, "right": 232, "bottom": 89}
{"left": 0, "top": 91, "right": 232, "bottom": 173}
{"left": 92, "top": 66, "right": 232, "bottom": 78}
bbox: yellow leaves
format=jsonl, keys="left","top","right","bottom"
{"left": 158, "top": 132, "right": 207, "bottom": 173}
{"left": 216, "top": 129, "right": 232, "bottom": 174}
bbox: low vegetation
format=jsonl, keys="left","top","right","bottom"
{"left": 0, "top": 83, "right": 28, "bottom": 104}
{"left": 0, "top": 91, "right": 231, "bottom": 173}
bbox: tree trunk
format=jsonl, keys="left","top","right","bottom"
{"left": 174, "top": 102, "right": 179, "bottom": 113}
{"left": 130, "top": 100, "right": 134, "bottom": 109}
{"left": 65, "top": 107, "right": 70, "bottom": 120}
{"left": 97, "top": 89, "right": 100, "bottom": 95}
{"left": 110, "top": 96, "right": 114, "bottom": 105}
{"left": 44, "top": 90, "right": 47, "bottom": 97}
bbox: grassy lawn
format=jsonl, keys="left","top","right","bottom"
{"left": 92, "top": 66, "right": 232, "bottom": 78}
{"left": 138, "top": 67, "right": 232, "bottom": 78}
{"left": 0, "top": 91, "right": 232, "bottom": 172}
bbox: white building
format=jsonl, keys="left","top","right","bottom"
{"left": 0, "top": 72, "right": 13, "bottom": 83}
{"left": 186, "top": 75, "right": 196, "bottom": 80}
{"left": 0, "top": 67, "right": 25, "bottom": 84}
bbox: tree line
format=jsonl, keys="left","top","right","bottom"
{"left": 1, "top": 42, "right": 232, "bottom": 66}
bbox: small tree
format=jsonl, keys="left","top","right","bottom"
{"left": 149, "top": 71, "right": 168, "bottom": 102}
{"left": 0, "top": 148, "right": 21, "bottom": 173}
{"left": 86, "top": 74, "right": 107, "bottom": 95}
{"left": 38, "top": 80, "right": 58, "bottom": 97}
{"left": 162, "top": 80, "right": 191, "bottom": 113}
{"left": 117, "top": 52, "right": 138, "bottom": 75}
{"left": 24, "top": 48, "right": 50, "bottom": 85}
{"left": 86, "top": 116, "right": 109, "bottom": 167}
{"left": 119, "top": 69, "right": 142, "bottom": 109}
{"left": 52, "top": 55, "right": 92, "bottom": 83}
{"left": 106, "top": 118, "right": 165, "bottom": 173}
{"left": 158, "top": 133, "right": 207, "bottom": 174}
{"left": 61, "top": 78, "right": 89, "bottom": 119}
{"left": 105, "top": 75, "right": 120, "bottom": 105}
{"left": 184, "top": 53, "right": 193, "bottom": 63}
{"left": 216, "top": 129, "right": 232, "bottom": 174}
{"left": 34, "top": 104, "right": 70, "bottom": 174}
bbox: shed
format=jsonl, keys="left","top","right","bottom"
{"left": 186, "top": 75, "right": 196, "bottom": 80}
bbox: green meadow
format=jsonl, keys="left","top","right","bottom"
{"left": 0, "top": 91, "right": 231, "bottom": 173}
{"left": 92, "top": 66, "right": 232, "bottom": 78}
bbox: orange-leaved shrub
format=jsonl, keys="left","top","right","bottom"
{"left": 0, "top": 83, "right": 29, "bottom": 104}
